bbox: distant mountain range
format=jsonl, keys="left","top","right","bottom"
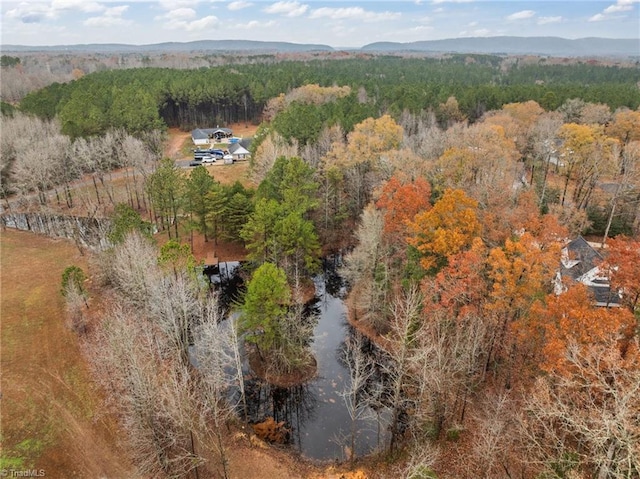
{"left": 1, "top": 39, "right": 333, "bottom": 53}
{"left": 3, "top": 37, "right": 639, "bottom": 57}
{"left": 361, "top": 37, "right": 640, "bottom": 57}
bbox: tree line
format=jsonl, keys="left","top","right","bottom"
{"left": 17, "top": 56, "right": 640, "bottom": 138}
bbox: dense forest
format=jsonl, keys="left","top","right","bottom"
{"left": 2, "top": 53, "right": 640, "bottom": 478}
{"left": 15, "top": 56, "right": 640, "bottom": 138}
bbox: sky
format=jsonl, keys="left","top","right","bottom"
{"left": 2, "top": 0, "right": 639, "bottom": 48}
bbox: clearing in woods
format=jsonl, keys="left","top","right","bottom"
{"left": 168, "top": 124, "right": 258, "bottom": 190}
{"left": 0, "top": 229, "right": 131, "bottom": 477}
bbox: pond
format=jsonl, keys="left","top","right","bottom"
{"left": 213, "top": 260, "right": 391, "bottom": 462}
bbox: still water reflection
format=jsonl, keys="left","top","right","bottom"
{"left": 229, "top": 261, "right": 390, "bottom": 461}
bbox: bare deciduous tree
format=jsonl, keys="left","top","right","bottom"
{"left": 90, "top": 306, "right": 204, "bottom": 478}
{"left": 251, "top": 131, "right": 299, "bottom": 184}
{"left": 340, "top": 330, "right": 375, "bottom": 464}
{"left": 519, "top": 339, "right": 640, "bottom": 479}
{"left": 381, "top": 285, "right": 423, "bottom": 453}
{"left": 193, "top": 295, "right": 244, "bottom": 479}
{"left": 469, "top": 392, "right": 517, "bottom": 478}
{"left": 341, "top": 205, "right": 390, "bottom": 332}
{"left": 107, "top": 231, "right": 161, "bottom": 308}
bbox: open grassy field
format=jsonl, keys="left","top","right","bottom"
{"left": 0, "top": 229, "right": 132, "bottom": 477}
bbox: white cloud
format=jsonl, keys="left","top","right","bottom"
{"left": 228, "top": 1, "right": 253, "bottom": 11}
{"left": 5, "top": 3, "right": 58, "bottom": 23}
{"left": 432, "top": 0, "right": 474, "bottom": 4}
{"left": 240, "top": 19, "right": 276, "bottom": 29}
{"left": 156, "top": 7, "right": 218, "bottom": 31}
{"left": 51, "top": 0, "right": 104, "bottom": 13}
{"left": 537, "top": 16, "right": 562, "bottom": 25}
{"left": 184, "top": 15, "right": 219, "bottom": 31}
{"left": 604, "top": 4, "right": 632, "bottom": 12}
{"left": 157, "top": 7, "right": 197, "bottom": 21}
{"left": 605, "top": 0, "right": 640, "bottom": 12}
{"left": 590, "top": 0, "right": 639, "bottom": 21}
{"left": 83, "top": 4, "right": 131, "bottom": 27}
{"left": 104, "top": 6, "right": 129, "bottom": 17}
{"left": 158, "top": 0, "right": 201, "bottom": 10}
{"left": 309, "top": 7, "right": 401, "bottom": 22}
{"left": 468, "top": 21, "right": 478, "bottom": 27}
{"left": 506, "top": 10, "right": 535, "bottom": 21}
{"left": 263, "top": 1, "right": 308, "bottom": 17}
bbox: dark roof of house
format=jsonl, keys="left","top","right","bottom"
{"left": 561, "top": 235, "right": 603, "bottom": 281}
{"left": 560, "top": 236, "right": 621, "bottom": 307}
{"left": 228, "top": 143, "right": 249, "bottom": 154}
{"left": 590, "top": 284, "right": 621, "bottom": 306}
{"left": 191, "top": 128, "right": 233, "bottom": 140}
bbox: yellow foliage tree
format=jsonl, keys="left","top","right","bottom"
{"left": 407, "top": 188, "right": 481, "bottom": 271}
{"left": 323, "top": 115, "right": 403, "bottom": 213}
{"left": 557, "top": 122, "right": 617, "bottom": 208}
{"left": 606, "top": 109, "right": 640, "bottom": 145}
{"left": 487, "top": 232, "right": 560, "bottom": 322}
{"left": 342, "top": 114, "right": 403, "bottom": 167}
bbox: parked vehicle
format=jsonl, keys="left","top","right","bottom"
{"left": 201, "top": 155, "right": 216, "bottom": 163}
{"left": 189, "top": 159, "right": 203, "bottom": 166}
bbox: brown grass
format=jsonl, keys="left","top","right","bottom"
{"left": 0, "top": 229, "right": 132, "bottom": 477}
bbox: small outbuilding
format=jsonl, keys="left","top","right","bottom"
{"left": 228, "top": 142, "right": 250, "bottom": 161}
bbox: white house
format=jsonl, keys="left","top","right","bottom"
{"left": 228, "top": 142, "right": 250, "bottom": 161}
{"left": 191, "top": 127, "right": 233, "bottom": 146}
{"left": 555, "top": 236, "right": 621, "bottom": 307}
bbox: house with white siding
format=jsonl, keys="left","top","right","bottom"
{"left": 554, "top": 236, "right": 621, "bottom": 307}
{"left": 191, "top": 127, "right": 233, "bottom": 146}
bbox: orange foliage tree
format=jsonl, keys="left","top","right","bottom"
{"left": 428, "top": 237, "right": 490, "bottom": 319}
{"left": 602, "top": 235, "right": 640, "bottom": 314}
{"left": 485, "top": 232, "right": 562, "bottom": 371}
{"left": 407, "top": 188, "right": 481, "bottom": 272}
{"left": 487, "top": 232, "right": 560, "bottom": 321}
{"left": 375, "top": 175, "right": 431, "bottom": 244}
{"left": 532, "top": 284, "right": 636, "bottom": 374}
